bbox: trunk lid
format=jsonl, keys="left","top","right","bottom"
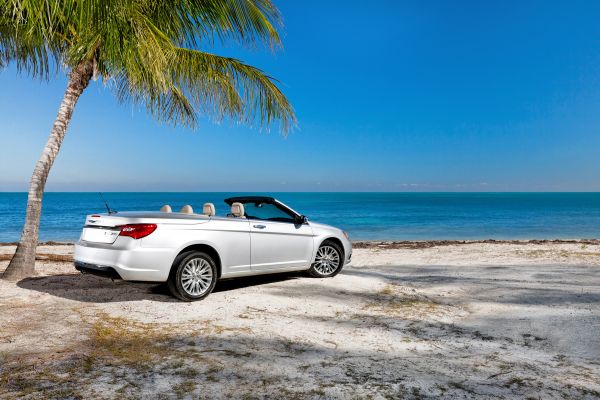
{"left": 81, "top": 214, "right": 123, "bottom": 244}
{"left": 80, "top": 212, "right": 210, "bottom": 244}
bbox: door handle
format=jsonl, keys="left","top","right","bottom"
{"left": 253, "top": 224, "right": 266, "bottom": 229}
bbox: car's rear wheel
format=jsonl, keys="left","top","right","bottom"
{"left": 309, "top": 241, "right": 344, "bottom": 278}
{"left": 168, "top": 251, "right": 217, "bottom": 301}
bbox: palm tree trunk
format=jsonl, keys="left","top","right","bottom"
{"left": 2, "top": 61, "right": 94, "bottom": 281}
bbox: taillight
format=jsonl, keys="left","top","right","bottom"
{"left": 118, "top": 224, "right": 157, "bottom": 239}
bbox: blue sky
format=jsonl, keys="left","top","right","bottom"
{"left": 1, "top": 0, "right": 600, "bottom": 191}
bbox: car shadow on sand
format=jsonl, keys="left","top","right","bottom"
{"left": 17, "top": 271, "right": 302, "bottom": 303}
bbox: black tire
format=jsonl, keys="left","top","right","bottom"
{"left": 167, "top": 251, "right": 217, "bottom": 301}
{"left": 308, "top": 240, "right": 344, "bottom": 278}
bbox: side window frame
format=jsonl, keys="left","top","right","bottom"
{"left": 245, "top": 201, "right": 297, "bottom": 223}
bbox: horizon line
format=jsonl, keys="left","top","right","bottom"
{"left": 2, "top": 191, "right": 600, "bottom": 194}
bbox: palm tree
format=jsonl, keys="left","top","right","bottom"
{"left": 0, "top": 0, "right": 295, "bottom": 280}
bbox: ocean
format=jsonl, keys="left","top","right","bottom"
{"left": 1, "top": 192, "right": 600, "bottom": 242}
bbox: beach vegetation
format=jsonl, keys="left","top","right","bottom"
{"left": 364, "top": 284, "right": 440, "bottom": 316}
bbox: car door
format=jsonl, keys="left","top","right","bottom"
{"left": 204, "top": 217, "right": 251, "bottom": 275}
{"left": 245, "top": 202, "right": 314, "bottom": 271}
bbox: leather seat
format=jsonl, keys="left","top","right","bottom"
{"left": 160, "top": 204, "right": 172, "bottom": 213}
{"left": 229, "top": 202, "right": 245, "bottom": 218}
{"left": 202, "top": 203, "right": 216, "bottom": 216}
{"left": 180, "top": 205, "right": 194, "bottom": 214}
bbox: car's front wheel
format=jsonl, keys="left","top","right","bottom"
{"left": 168, "top": 251, "right": 217, "bottom": 301}
{"left": 309, "top": 241, "right": 344, "bottom": 278}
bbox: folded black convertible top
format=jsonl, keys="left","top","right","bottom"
{"left": 224, "top": 196, "right": 275, "bottom": 205}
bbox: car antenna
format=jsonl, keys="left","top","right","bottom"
{"left": 99, "top": 192, "right": 117, "bottom": 214}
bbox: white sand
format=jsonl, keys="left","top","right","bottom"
{"left": 0, "top": 242, "right": 599, "bottom": 399}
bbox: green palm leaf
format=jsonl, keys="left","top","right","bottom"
{"left": 0, "top": 0, "right": 295, "bottom": 131}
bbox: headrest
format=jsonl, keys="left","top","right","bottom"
{"left": 180, "top": 205, "right": 194, "bottom": 214}
{"left": 160, "top": 204, "right": 172, "bottom": 213}
{"left": 203, "top": 203, "right": 215, "bottom": 216}
{"left": 230, "top": 202, "right": 245, "bottom": 217}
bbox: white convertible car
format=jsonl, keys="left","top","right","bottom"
{"left": 74, "top": 196, "right": 352, "bottom": 301}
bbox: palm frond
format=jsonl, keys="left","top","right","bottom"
{"left": 172, "top": 48, "right": 295, "bottom": 132}
{"left": 0, "top": 0, "right": 295, "bottom": 133}
{"left": 143, "top": 0, "right": 282, "bottom": 49}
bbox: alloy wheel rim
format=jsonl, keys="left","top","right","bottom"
{"left": 313, "top": 245, "right": 340, "bottom": 275}
{"left": 181, "top": 257, "right": 213, "bottom": 296}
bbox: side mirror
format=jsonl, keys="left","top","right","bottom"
{"left": 295, "top": 215, "right": 308, "bottom": 224}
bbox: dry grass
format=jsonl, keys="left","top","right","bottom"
{"left": 514, "top": 249, "right": 600, "bottom": 260}
{"left": 86, "top": 313, "right": 172, "bottom": 371}
{"left": 173, "top": 379, "right": 197, "bottom": 399}
{"left": 0, "top": 313, "right": 217, "bottom": 398}
{"left": 364, "top": 284, "right": 440, "bottom": 316}
{"left": 0, "top": 354, "right": 88, "bottom": 398}
{"left": 0, "top": 253, "right": 73, "bottom": 262}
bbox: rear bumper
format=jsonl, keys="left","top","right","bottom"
{"left": 74, "top": 240, "right": 175, "bottom": 282}
{"left": 74, "top": 261, "right": 122, "bottom": 279}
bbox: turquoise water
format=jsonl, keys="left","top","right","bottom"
{"left": 1, "top": 192, "right": 600, "bottom": 242}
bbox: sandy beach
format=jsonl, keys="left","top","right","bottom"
{"left": 1, "top": 241, "right": 599, "bottom": 399}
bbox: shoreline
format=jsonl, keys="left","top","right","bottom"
{"left": 0, "top": 239, "right": 600, "bottom": 262}
{"left": 1, "top": 238, "right": 599, "bottom": 248}
{"left": 353, "top": 238, "right": 600, "bottom": 249}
